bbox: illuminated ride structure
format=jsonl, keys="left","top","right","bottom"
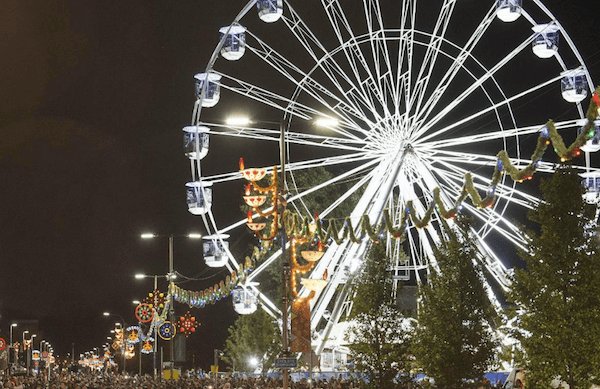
{"left": 182, "top": 0, "right": 599, "bottom": 370}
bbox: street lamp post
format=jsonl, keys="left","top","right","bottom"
{"left": 21, "top": 330, "right": 29, "bottom": 369}
{"left": 9, "top": 323, "right": 17, "bottom": 368}
{"left": 103, "top": 312, "right": 126, "bottom": 374}
{"left": 27, "top": 334, "right": 36, "bottom": 375}
{"left": 134, "top": 273, "right": 163, "bottom": 379}
{"left": 140, "top": 232, "right": 201, "bottom": 381}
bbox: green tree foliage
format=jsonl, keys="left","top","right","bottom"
{"left": 346, "top": 242, "right": 413, "bottom": 389}
{"left": 413, "top": 219, "right": 498, "bottom": 388}
{"left": 510, "top": 167, "right": 600, "bottom": 388}
{"left": 222, "top": 309, "right": 281, "bottom": 373}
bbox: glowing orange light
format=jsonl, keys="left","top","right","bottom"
{"left": 317, "top": 241, "right": 324, "bottom": 252}
{"left": 239, "top": 157, "right": 245, "bottom": 171}
{"left": 245, "top": 184, "right": 251, "bottom": 195}
{"left": 247, "top": 211, "right": 253, "bottom": 222}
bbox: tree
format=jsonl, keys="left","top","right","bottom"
{"left": 510, "top": 167, "right": 600, "bottom": 388}
{"left": 413, "top": 218, "right": 498, "bottom": 388}
{"left": 222, "top": 309, "right": 280, "bottom": 373}
{"left": 346, "top": 242, "right": 413, "bottom": 389}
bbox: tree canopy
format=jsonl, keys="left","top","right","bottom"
{"left": 346, "top": 242, "right": 413, "bottom": 389}
{"left": 510, "top": 167, "right": 600, "bottom": 388}
{"left": 413, "top": 218, "right": 498, "bottom": 388}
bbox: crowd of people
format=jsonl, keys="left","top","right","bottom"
{"left": 0, "top": 372, "right": 499, "bottom": 389}
{"left": 0, "top": 372, "right": 362, "bottom": 389}
{"left": 0, "top": 370, "right": 506, "bottom": 389}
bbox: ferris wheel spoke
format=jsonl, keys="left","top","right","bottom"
{"left": 417, "top": 32, "right": 538, "bottom": 140}
{"left": 204, "top": 122, "right": 366, "bottom": 152}
{"left": 413, "top": 158, "right": 525, "bottom": 245}
{"left": 408, "top": 0, "right": 457, "bottom": 128}
{"left": 412, "top": 4, "right": 496, "bottom": 129}
{"left": 213, "top": 71, "right": 329, "bottom": 121}
{"left": 428, "top": 148, "right": 558, "bottom": 176}
{"left": 409, "top": 162, "right": 513, "bottom": 295}
{"left": 398, "top": 175, "right": 442, "bottom": 270}
{"left": 245, "top": 33, "right": 371, "bottom": 138}
{"left": 281, "top": 4, "right": 382, "bottom": 129}
{"left": 421, "top": 119, "right": 581, "bottom": 150}
{"left": 201, "top": 152, "right": 377, "bottom": 185}
{"left": 320, "top": 0, "right": 390, "bottom": 119}
{"left": 395, "top": 0, "right": 418, "bottom": 117}
{"left": 418, "top": 72, "right": 564, "bottom": 144}
{"left": 314, "top": 169, "right": 374, "bottom": 219}
{"left": 362, "top": 0, "right": 397, "bottom": 114}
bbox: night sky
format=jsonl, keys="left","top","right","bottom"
{"left": 1, "top": 1, "right": 600, "bottom": 370}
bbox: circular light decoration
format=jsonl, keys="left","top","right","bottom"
{"left": 111, "top": 342, "right": 121, "bottom": 351}
{"left": 126, "top": 326, "right": 142, "bottom": 344}
{"left": 141, "top": 338, "right": 154, "bottom": 354}
{"left": 177, "top": 311, "right": 200, "bottom": 337}
{"left": 158, "top": 321, "right": 176, "bottom": 341}
{"left": 135, "top": 303, "right": 154, "bottom": 323}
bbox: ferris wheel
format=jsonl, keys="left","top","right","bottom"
{"left": 184, "top": 0, "right": 598, "bottom": 354}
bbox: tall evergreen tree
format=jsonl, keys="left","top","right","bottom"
{"left": 413, "top": 218, "right": 497, "bottom": 388}
{"left": 346, "top": 242, "right": 413, "bottom": 389}
{"left": 222, "top": 309, "right": 280, "bottom": 373}
{"left": 510, "top": 167, "right": 600, "bottom": 388}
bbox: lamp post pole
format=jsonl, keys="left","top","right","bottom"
{"left": 140, "top": 233, "right": 202, "bottom": 380}
{"left": 9, "top": 323, "right": 17, "bottom": 368}
{"left": 135, "top": 273, "right": 162, "bottom": 379}
{"left": 28, "top": 334, "right": 36, "bottom": 375}
{"left": 153, "top": 275, "right": 158, "bottom": 379}
{"left": 168, "top": 235, "right": 175, "bottom": 382}
{"left": 21, "top": 331, "right": 29, "bottom": 370}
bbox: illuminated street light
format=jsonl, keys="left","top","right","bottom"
{"left": 225, "top": 116, "right": 252, "bottom": 126}
{"left": 314, "top": 117, "right": 339, "bottom": 128}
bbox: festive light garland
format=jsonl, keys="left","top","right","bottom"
{"left": 169, "top": 264, "right": 251, "bottom": 308}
